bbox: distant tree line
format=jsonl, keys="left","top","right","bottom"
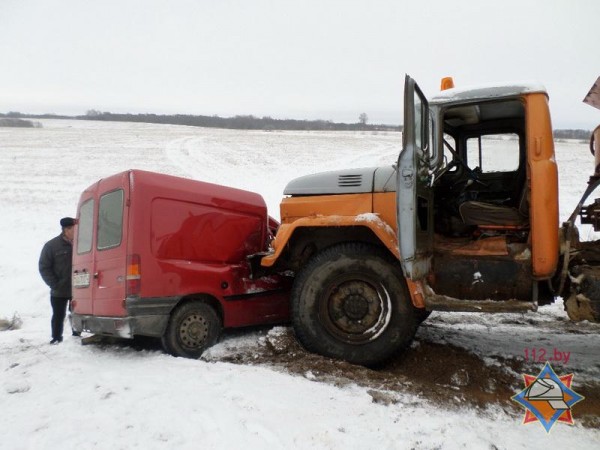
{"left": 0, "top": 111, "right": 593, "bottom": 138}
{"left": 553, "top": 129, "right": 592, "bottom": 140}
{"left": 0, "top": 110, "right": 398, "bottom": 132}
{"left": 1, "top": 111, "right": 71, "bottom": 120}
{"left": 0, "top": 117, "right": 42, "bottom": 128}
{"left": 80, "top": 110, "right": 398, "bottom": 132}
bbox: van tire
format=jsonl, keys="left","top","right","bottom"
{"left": 291, "top": 243, "right": 419, "bottom": 367}
{"left": 161, "top": 301, "right": 222, "bottom": 358}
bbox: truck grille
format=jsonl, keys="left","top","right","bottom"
{"left": 338, "top": 174, "right": 363, "bottom": 188}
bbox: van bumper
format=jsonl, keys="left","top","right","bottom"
{"left": 72, "top": 296, "right": 179, "bottom": 339}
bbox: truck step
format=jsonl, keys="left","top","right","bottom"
{"left": 425, "top": 295, "right": 538, "bottom": 313}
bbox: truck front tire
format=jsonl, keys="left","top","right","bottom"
{"left": 291, "top": 243, "right": 419, "bottom": 366}
{"left": 161, "top": 301, "right": 222, "bottom": 358}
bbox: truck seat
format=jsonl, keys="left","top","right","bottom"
{"left": 459, "top": 185, "right": 529, "bottom": 227}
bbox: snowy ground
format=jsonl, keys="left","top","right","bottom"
{"left": 0, "top": 119, "right": 599, "bottom": 449}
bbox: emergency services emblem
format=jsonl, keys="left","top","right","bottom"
{"left": 512, "top": 362, "right": 585, "bottom": 432}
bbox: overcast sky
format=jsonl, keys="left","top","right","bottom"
{"left": 1, "top": 0, "right": 599, "bottom": 128}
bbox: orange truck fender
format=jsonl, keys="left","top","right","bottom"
{"left": 261, "top": 214, "right": 427, "bottom": 309}
{"left": 261, "top": 213, "right": 400, "bottom": 267}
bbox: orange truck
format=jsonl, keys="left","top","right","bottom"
{"left": 261, "top": 75, "right": 600, "bottom": 366}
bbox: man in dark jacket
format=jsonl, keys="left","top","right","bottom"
{"left": 39, "top": 217, "right": 77, "bottom": 344}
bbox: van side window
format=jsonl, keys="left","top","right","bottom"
{"left": 98, "top": 189, "right": 124, "bottom": 250}
{"left": 77, "top": 198, "right": 94, "bottom": 254}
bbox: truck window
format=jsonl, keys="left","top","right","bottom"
{"left": 97, "top": 189, "right": 124, "bottom": 250}
{"left": 77, "top": 198, "right": 94, "bottom": 254}
{"left": 414, "top": 94, "right": 423, "bottom": 150}
{"left": 443, "top": 133, "right": 458, "bottom": 171}
{"left": 466, "top": 133, "right": 520, "bottom": 173}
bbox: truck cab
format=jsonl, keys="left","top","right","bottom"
{"left": 399, "top": 75, "right": 559, "bottom": 310}
{"left": 262, "top": 76, "right": 568, "bottom": 366}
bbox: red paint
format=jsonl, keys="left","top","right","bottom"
{"left": 72, "top": 170, "right": 290, "bottom": 335}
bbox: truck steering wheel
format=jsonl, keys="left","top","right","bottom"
{"left": 442, "top": 138, "right": 488, "bottom": 188}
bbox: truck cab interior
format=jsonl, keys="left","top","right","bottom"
{"left": 432, "top": 98, "right": 528, "bottom": 241}
{"left": 427, "top": 97, "right": 538, "bottom": 302}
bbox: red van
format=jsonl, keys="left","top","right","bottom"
{"left": 71, "top": 170, "right": 291, "bottom": 358}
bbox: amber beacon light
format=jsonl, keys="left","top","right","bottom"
{"left": 440, "top": 77, "right": 455, "bottom": 90}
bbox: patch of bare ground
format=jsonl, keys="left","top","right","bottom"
{"left": 208, "top": 326, "right": 599, "bottom": 428}
{"left": 85, "top": 325, "right": 599, "bottom": 428}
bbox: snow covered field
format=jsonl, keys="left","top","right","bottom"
{"left": 0, "top": 119, "right": 599, "bottom": 449}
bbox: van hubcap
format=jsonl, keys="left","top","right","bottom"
{"left": 179, "top": 314, "right": 209, "bottom": 348}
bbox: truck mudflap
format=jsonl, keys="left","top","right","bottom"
{"left": 72, "top": 296, "right": 179, "bottom": 338}
{"left": 565, "top": 265, "right": 600, "bottom": 322}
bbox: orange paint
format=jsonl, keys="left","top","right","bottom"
{"left": 406, "top": 278, "right": 426, "bottom": 308}
{"left": 525, "top": 93, "right": 559, "bottom": 278}
{"left": 262, "top": 213, "right": 400, "bottom": 267}
{"left": 280, "top": 193, "right": 373, "bottom": 224}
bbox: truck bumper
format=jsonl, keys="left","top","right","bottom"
{"left": 72, "top": 296, "right": 179, "bottom": 339}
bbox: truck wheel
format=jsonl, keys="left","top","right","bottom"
{"left": 161, "top": 301, "right": 222, "bottom": 358}
{"left": 291, "top": 243, "right": 419, "bottom": 366}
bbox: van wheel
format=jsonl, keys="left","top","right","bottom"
{"left": 161, "top": 301, "right": 222, "bottom": 358}
{"left": 291, "top": 243, "right": 419, "bottom": 367}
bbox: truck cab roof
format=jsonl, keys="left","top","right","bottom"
{"left": 430, "top": 81, "right": 547, "bottom": 106}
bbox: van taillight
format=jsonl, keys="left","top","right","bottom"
{"left": 126, "top": 254, "right": 141, "bottom": 296}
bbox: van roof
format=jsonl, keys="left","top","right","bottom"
{"left": 98, "top": 169, "right": 268, "bottom": 216}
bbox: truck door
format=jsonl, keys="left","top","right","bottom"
{"left": 397, "top": 75, "right": 433, "bottom": 279}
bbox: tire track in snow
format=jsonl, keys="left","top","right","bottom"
{"left": 162, "top": 129, "right": 401, "bottom": 218}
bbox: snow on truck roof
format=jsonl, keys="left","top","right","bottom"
{"left": 430, "top": 81, "right": 547, "bottom": 105}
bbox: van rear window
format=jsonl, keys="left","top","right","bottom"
{"left": 98, "top": 189, "right": 124, "bottom": 250}
{"left": 77, "top": 198, "right": 94, "bottom": 254}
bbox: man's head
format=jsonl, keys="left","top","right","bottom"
{"left": 60, "top": 217, "right": 76, "bottom": 242}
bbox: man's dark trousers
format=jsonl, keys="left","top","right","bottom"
{"left": 50, "top": 296, "right": 70, "bottom": 341}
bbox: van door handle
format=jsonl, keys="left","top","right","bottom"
{"left": 94, "top": 273, "right": 99, "bottom": 279}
